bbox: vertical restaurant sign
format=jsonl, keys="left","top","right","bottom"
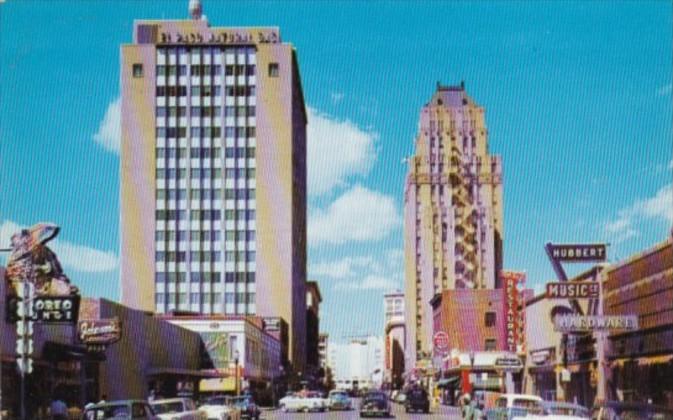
{"left": 501, "top": 270, "right": 526, "bottom": 354}
{"left": 385, "top": 335, "right": 391, "bottom": 370}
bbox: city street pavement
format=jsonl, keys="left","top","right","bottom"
{"left": 262, "top": 400, "right": 461, "bottom": 420}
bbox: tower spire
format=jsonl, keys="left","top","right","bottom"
{"left": 188, "top": 0, "right": 202, "bottom": 20}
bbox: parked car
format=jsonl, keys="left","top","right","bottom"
{"left": 229, "top": 396, "right": 260, "bottom": 420}
{"left": 485, "top": 394, "right": 544, "bottom": 420}
{"left": 279, "top": 392, "right": 327, "bottom": 412}
{"left": 405, "top": 386, "right": 430, "bottom": 414}
{"left": 359, "top": 391, "right": 391, "bottom": 418}
{"left": 198, "top": 396, "right": 241, "bottom": 420}
{"left": 150, "top": 398, "right": 205, "bottom": 420}
{"left": 82, "top": 400, "right": 159, "bottom": 420}
{"left": 328, "top": 390, "right": 353, "bottom": 411}
{"left": 542, "top": 401, "right": 591, "bottom": 419}
{"left": 592, "top": 401, "right": 673, "bottom": 420}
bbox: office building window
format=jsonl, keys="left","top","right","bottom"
{"left": 268, "top": 63, "right": 279, "bottom": 77}
{"left": 485, "top": 338, "right": 497, "bottom": 351}
{"left": 155, "top": 272, "right": 166, "bottom": 283}
{"left": 132, "top": 63, "right": 143, "bottom": 78}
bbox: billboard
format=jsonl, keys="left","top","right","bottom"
{"left": 5, "top": 223, "right": 80, "bottom": 324}
{"left": 500, "top": 270, "right": 526, "bottom": 354}
{"left": 200, "top": 332, "right": 230, "bottom": 369}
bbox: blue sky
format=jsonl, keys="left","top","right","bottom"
{"left": 1, "top": 1, "right": 671, "bottom": 342}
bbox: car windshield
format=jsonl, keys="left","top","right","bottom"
{"left": 84, "top": 404, "right": 131, "bottom": 419}
{"left": 364, "top": 393, "right": 386, "bottom": 402}
{"left": 205, "top": 397, "right": 227, "bottom": 406}
{"left": 331, "top": 392, "right": 348, "bottom": 400}
{"left": 151, "top": 401, "right": 184, "bottom": 414}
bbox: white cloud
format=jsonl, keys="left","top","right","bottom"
{"left": 310, "top": 256, "right": 378, "bottom": 279}
{"left": 307, "top": 107, "right": 378, "bottom": 196}
{"left": 0, "top": 220, "right": 118, "bottom": 273}
{"left": 308, "top": 185, "right": 400, "bottom": 245}
{"left": 93, "top": 96, "right": 121, "bottom": 154}
{"left": 602, "top": 183, "right": 673, "bottom": 244}
{"left": 334, "top": 274, "right": 399, "bottom": 291}
{"left": 656, "top": 83, "right": 672, "bottom": 97}
{"left": 330, "top": 91, "right": 345, "bottom": 104}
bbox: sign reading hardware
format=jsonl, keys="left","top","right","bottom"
{"left": 548, "top": 244, "right": 607, "bottom": 262}
{"left": 546, "top": 282, "right": 599, "bottom": 299}
{"left": 554, "top": 315, "right": 638, "bottom": 332}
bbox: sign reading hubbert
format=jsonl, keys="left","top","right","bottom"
{"left": 547, "top": 244, "right": 607, "bottom": 262}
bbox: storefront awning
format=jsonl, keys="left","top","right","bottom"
{"left": 147, "top": 367, "right": 222, "bottom": 378}
{"left": 199, "top": 377, "right": 236, "bottom": 392}
{"left": 611, "top": 354, "right": 673, "bottom": 367}
{"left": 42, "top": 342, "right": 106, "bottom": 362}
{"left": 436, "top": 377, "right": 460, "bottom": 388}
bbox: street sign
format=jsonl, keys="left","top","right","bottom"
{"left": 554, "top": 315, "right": 638, "bottom": 333}
{"left": 433, "top": 331, "right": 449, "bottom": 352}
{"left": 546, "top": 282, "right": 599, "bottom": 299}
{"left": 547, "top": 244, "right": 607, "bottom": 262}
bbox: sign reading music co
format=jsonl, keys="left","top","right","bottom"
{"left": 546, "top": 282, "right": 599, "bottom": 299}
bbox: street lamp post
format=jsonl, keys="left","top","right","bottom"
{"left": 234, "top": 350, "right": 240, "bottom": 397}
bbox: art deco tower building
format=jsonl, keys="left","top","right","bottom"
{"left": 120, "top": 1, "right": 307, "bottom": 368}
{"left": 404, "top": 82, "right": 503, "bottom": 364}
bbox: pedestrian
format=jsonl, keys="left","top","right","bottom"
{"left": 50, "top": 397, "right": 68, "bottom": 420}
{"left": 98, "top": 394, "right": 108, "bottom": 404}
{"left": 148, "top": 389, "right": 157, "bottom": 402}
{"left": 461, "top": 393, "right": 474, "bottom": 420}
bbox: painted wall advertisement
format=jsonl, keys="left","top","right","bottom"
{"left": 500, "top": 270, "right": 526, "bottom": 354}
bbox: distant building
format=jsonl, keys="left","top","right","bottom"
{"left": 318, "top": 333, "right": 329, "bottom": 369}
{"left": 119, "top": 0, "right": 308, "bottom": 370}
{"left": 404, "top": 82, "right": 504, "bottom": 366}
{"left": 330, "top": 336, "right": 384, "bottom": 391}
{"left": 305, "top": 281, "right": 322, "bottom": 379}
{"left": 384, "top": 290, "right": 405, "bottom": 388}
{"left": 431, "top": 289, "right": 507, "bottom": 353}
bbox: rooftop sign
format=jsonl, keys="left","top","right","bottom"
{"left": 547, "top": 244, "right": 607, "bottom": 262}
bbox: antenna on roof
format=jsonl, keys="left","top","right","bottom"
{"left": 189, "top": 0, "right": 202, "bottom": 20}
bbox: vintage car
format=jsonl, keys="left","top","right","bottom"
{"left": 149, "top": 398, "right": 206, "bottom": 420}
{"left": 359, "top": 391, "right": 391, "bottom": 418}
{"left": 404, "top": 386, "right": 430, "bottom": 414}
{"left": 198, "top": 396, "right": 241, "bottom": 420}
{"left": 485, "top": 394, "right": 544, "bottom": 420}
{"left": 592, "top": 401, "right": 673, "bottom": 420}
{"left": 279, "top": 391, "right": 327, "bottom": 412}
{"left": 82, "top": 400, "right": 159, "bottom": 420}
{"left": 328, "top": 390, "right": 353, "bottom": 410}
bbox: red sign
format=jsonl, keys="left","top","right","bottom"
{"left": 500, "top": 270, "right": 526, "bottom": 354}
{"left": 385, "top": 336, "right": 391, "bottom": 370}
{"left": 433, "top": 331, "right": 449, "bottom": 352}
